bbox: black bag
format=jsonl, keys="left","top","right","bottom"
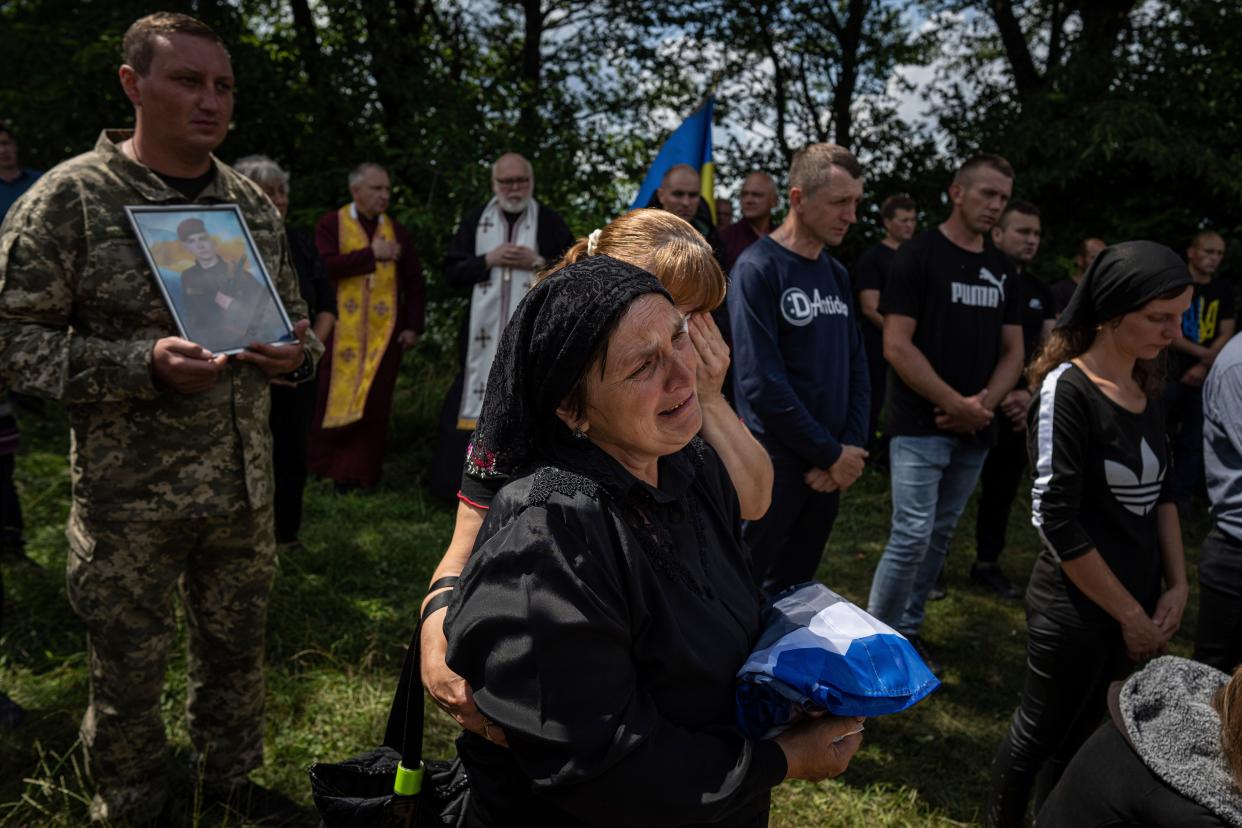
{"left": 308, "top": 620, "right": 469, "bottom": 827}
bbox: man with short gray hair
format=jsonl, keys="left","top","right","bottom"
{"left": 728, "top": 143, "right": 870, "bottom": 594}
{"left": 721, "top": 170, "right": 779, "bottom": 271}
{"left": 430, "top": 152, "right": 573, "bottom": 500}
{"left": 311, "top": 162, "right": 424, "bottom": 491}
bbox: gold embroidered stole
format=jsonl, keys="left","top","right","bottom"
{"left": 322, "top": 205, "right": 398, "bottom": 428}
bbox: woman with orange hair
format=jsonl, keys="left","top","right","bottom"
{"left": 420, "top": 208, "right": 773, "bottom": 738}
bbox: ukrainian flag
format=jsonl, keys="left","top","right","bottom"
{"left": 629, "top": 96, "right": 717, "bottom": 222}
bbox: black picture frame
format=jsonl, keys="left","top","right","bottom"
{"left": 125, "top": 203, "right": 295, "bottom": 355}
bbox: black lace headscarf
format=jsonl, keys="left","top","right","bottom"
{"left": 464, "top": 255, "right": 671, "bottom": 486}
{"left": 1057, "top": 240, "right": 1192, "bottom": 329}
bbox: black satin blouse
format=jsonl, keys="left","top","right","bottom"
{"left": 444, "top": 436, "right": 786, "bottom": 827}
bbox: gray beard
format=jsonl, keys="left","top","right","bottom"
{"left": 499, "top": 195, "right": 531, "bottom": 214}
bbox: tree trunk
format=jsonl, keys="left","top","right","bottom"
{"left": 288, "top": 0, "right": 321, "bottom": 89}
{"left": 751, "top": 0, "right": 793, "bottom": 164}
{"left": 360, "top": 1, "right": 404, "bottom": 135}
{"left": 518, "top": 0, "right": 544, "bottom": 150}
{"left": 829, "top": 0, "right": 867, "bottom": 148}
{"left": 1046, "top": 0, "right": 1068, "bottom": 75}
{"left": 987, "top": 0, "right": 1043, "bottom": 95}
{"left": 796, "top": 54, "right": 828, "bottom": 143}
{"left": 1063, "top": 0, "right": 1136, "bottom": 98}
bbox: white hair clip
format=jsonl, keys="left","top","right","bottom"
{"left": 586, "top": 228, "right": 603, "bottom": 256}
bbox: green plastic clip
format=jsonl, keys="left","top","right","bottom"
{"left": 393, "top": 761, "right": 424, "bottom": 796}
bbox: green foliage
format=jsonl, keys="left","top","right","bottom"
{"left": 0, "top": 2, "right": 1231, "bottom": 824}
{"left": 2, "top": 0, "right": 1236, "bottom": 292}
{"left": 920, "top": 0, "right": 1242, "bottom": 280}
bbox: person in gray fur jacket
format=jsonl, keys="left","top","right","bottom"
{"left": 1037, "top": 655, "right": 1242, "bottom": 827}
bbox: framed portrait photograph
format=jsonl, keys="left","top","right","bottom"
{"left": 125, "top": 204, "right": 296, "bottom": 355}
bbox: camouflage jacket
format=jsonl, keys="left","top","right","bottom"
{"left": 0, "top": 130, "right": 324, "bottom": 521}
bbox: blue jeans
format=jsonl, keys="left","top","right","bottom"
{"left": 867, "top": 435, "right": 989, "bottom": 635}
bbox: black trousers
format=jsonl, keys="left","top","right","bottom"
{"left": 1165, "top": 380, "right": 1206, "bottom": 504}
{"left": 986, "top": 612, "right": 1131, "bottom": 827}
{"left": 862, "top": 326, "right": 886, "bottom": 450}
{"left": 1, "top": 452, "right": 21, "bottom": 542}
{"left": 1194, "top": 525, "right": 1242, "bottom": 672}
{"left": 270, "top": 382, "right": 316, "bottom": 544}
{"left": 975, "top": 423, "right": 1027, "bottom": 564}
{"left": 743, "top": 449, "right": 840, "bottom": 595}
{"left": 429, "top": 372, "right": 473, "bottom": 503}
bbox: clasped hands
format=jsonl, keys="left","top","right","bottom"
{"left": 933, "top": 389, "right": 994, "bottom": 434}
{"left": 485, "top": 243, "right": 539, "bottom": 270}
{"left": 1179, "top": 341, "right": 1222, "bottom": 387}
{"left": 1121, "top": 584, "right": 1189, "bottom": 662}
{"left": 151, "top": 318, "right": 310, "bottom": 394}
{"left": 1180, "top": 361, "right": 1208, "bottom": 387}
{"left": 804, "top": 445, "right": 868, "bottom": 493}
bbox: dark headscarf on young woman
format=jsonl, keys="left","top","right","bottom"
{"left": 1057, "top": 240, "right": 1192, "bottom": 329}
{"left": 463, "top": 255, "right": 671, "bottom": 485}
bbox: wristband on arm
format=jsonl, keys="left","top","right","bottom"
{"left": 420, "top": 575, "right": 461, "bottom": 622}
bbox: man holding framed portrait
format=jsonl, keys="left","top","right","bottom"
{"left": 0, "top": 11, "right": 322, "bottom": 826}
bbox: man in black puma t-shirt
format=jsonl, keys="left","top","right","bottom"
{"left": 866, "top": 154, "right": 1024, "bottom": 666}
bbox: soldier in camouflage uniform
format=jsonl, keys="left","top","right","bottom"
{"left": 0, "top": 13, "right": 322, "bottom": 825}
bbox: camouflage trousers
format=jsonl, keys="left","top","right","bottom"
{"left": 64, "top": 504, "right": 276, "bottom": 824}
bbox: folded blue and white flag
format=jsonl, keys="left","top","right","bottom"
{"left": 735, "top": 582, "right": 940, "bottom": 740}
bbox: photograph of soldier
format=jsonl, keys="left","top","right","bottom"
{"left": 129, "top": 207, "right": 291, "bottom": 354}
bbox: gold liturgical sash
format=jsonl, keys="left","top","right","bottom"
{"left": 323, "top": 204, "right": 398, "bottom": 428}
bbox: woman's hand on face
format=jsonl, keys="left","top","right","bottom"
{"left": 1120, "top": 611, "right": 1166, "bottom": 661}
{"left": 773, "top": 715, "right": 865, "bottom": 782}
{"left": 688, "top": 312, "right": 730, "bottom": 403}
{"left": 1152, "top": 583, "right": 1189, "bottom": 643}
{"left": 419, "top": 608, "right": 509, "bottom": 747}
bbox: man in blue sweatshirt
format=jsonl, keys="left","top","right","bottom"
{"left": 729, "top": 143, "right": 870, "bottom": 594}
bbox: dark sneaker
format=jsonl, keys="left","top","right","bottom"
{"left": 971, "top": 562, "right": 1021, "bottom": 600}
{"left": 203, "top": 779, "right": 304, "bottom": 825}
{"left": 927, "top": 569, "right": 948, "bottom": 601}
{"left": 907, "top": 635, "right": 942, "bottom": 674}
{"left": 0, "top": 692, "right": 25, "bottom": 730}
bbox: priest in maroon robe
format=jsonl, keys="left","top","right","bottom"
{"left": 309, "top": 163, "right": 425, "bottom": 491}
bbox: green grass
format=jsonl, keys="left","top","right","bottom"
{"left": 0, "top": 361, "right": 1208, "bottom": 826}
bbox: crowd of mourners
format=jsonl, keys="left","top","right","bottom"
{"left": 1, "top": 11, "right": 1241, "bottom": 828}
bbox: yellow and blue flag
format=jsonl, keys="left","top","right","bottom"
{"left": 630, "top": 96, "right": 716, "bottom": 221}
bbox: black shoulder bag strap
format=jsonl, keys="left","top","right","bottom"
{"left": 383, "top": 574, "right": 461, "bottom": 797}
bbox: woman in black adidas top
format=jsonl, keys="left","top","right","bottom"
{"left": 986, "top": 242, "right": 1194, "bottom": 827}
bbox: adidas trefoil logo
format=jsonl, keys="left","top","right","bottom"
{"left": 1104, "top": 438, "right": 1165, "bottom": 516}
